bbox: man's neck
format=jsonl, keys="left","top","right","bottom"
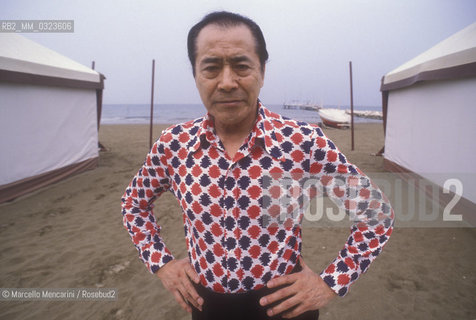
{"left": 213, "top": 115, "right": 257, "bottom": 160}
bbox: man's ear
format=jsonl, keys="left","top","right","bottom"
{"left": 260, "top": 65, "right": 266, "bottom": 87}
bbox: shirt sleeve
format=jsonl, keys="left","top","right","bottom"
{"left": 309, "top": 126, "right": 394, "bottom": 297}
{"left": 121, "top": 133, "right": 175, "bottom": 274}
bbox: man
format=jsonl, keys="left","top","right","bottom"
{"left": 121, "top": 11, "right": 393, "bottom": 320}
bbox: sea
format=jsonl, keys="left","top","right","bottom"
{"left": 101, "top": 103, "right": 382, "bottom": 125}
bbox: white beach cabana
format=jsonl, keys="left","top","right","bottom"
{"left": 380, "top": 22, "right": 476, "bottom": 225}
{"left": 0, "top": 34, "right": 105, "bottom": 203}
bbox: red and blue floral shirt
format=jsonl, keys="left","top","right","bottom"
{"left": 121, "top": 103, "right": 394, "bottom": 296}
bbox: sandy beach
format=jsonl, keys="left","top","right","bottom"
{"left": 1, "top": 122, "right": 475, "bottom": 320}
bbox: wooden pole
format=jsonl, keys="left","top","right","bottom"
{"left": 149, "top": 59, "right": 155, "bottom": 150}
{"left": 349, "top": 61, "right": 355, "bottom": 151}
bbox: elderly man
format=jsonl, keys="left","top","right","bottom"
{"left": 122, "top": 11, "right": 393, "bottom": 320}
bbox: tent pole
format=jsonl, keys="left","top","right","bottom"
{"left": 91, "top": 60, "right": 107, "bottom": 151}
{"left": 349, "top": 61, "right": 355, "bottom": 151}
{"left": 149, "top": 59, "right": 155, "bottom": 150}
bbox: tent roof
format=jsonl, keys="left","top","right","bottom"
{"left": 0, "top": 33, "right": 100, "bottom": 84}
{"left": 381, "top": 22, "right": 476, "bottom": 91}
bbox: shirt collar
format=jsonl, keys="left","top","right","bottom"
{"left": 188, "top": 101, "right": 286, "bottom": 162}
{"left": 187, "top": 112, "right": 217, "bottom": 152}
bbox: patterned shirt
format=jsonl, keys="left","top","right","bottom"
{"left": 121, "top": 103, "right": 394, "bottom": 296}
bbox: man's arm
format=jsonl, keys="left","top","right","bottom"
{"left": 260, "top": 126, "right": 394, "bottom": 316}
{"left": 121, "top": 138, "right": 174, "bottom": 273}
{"left": 318, "top": 170, "right": 394, "bottom": 296}
{"left": 121, "top": 132, "right": 204, "bottom": 313}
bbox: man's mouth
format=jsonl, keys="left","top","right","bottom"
{"left": 215, "top": 100, "right": 243, "bottom": 106}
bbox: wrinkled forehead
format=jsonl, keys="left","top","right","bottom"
{"left": 195, "top": 24, "right": 257, "bottom": 56}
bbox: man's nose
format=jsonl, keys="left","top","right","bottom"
{"left": 218, "top": 66, "right": 238, "bottom": 91}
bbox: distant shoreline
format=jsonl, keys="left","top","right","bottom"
{"left": 100, "top": 103, "right": 383, "bottom": 125}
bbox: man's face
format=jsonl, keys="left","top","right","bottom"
{"left": 194, "top": 24, "right": 265, "bottom": 130}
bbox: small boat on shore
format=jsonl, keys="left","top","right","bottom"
{"left": 318, "top": 108, "right": 351, "bottom": 128}
{"left": 345, "top": 110, "right": 383, "bottom": 120}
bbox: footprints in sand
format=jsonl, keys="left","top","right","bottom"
{"left": 47, "top": 176, "right": 122, "bottom": 204}
{"left": 54, "top": 194, "right": 74, "bottom": 202}
{"left": 38, "top": 225, "right": 53, "bottom": 236}
{"left": 94, "top": 176, "right": 106, "bottom": 184}
{"left": 46, "top": 206, "right": 71, "bottom": 217}
{"left": 108, "top": 308, "right": 129, "bottom": 320}
{"left": 0, "top": 222, "right": 15, "bottom": 232}
{"left": 95, "top": 193, "right": 106, "bottom": 200}
{"left": 91, "top": 260, "right": 131, "bottom": 288}
{"left": 386, "top": 272, "right": 425, "bottom": 292}
{"left": 107, "top": 260, "right": 131, "bottom": 275}
{"left": 93, "top": 182, "right": 123, "bottom": 201}
{"left": 26, "top": 206, "right": 72, "bottom": 219}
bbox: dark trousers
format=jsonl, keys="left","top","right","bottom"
{"left": 191, "top": 263, "right": 319, "bottom": 320}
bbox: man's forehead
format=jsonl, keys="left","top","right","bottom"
{"left": 195, "top": 24, "right": 258, "bottom": 62}
{"left": 198, "top": 23, "right": 252, "bottom": 38}
{"left": 196, "top": 24, "right": 255, "bottom": 48}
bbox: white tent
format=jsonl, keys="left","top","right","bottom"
{"left": 381, "top": 22, "right": 476, "bottom": 225}
{"left": 0, "top": 34, "right": 105, "bottom": 203}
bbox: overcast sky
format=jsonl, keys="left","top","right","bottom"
{"left": 2, "top": 0, "right": 476, "bottom": 106}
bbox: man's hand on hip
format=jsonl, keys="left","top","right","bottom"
{"left": 259, "top": 257, "right": 337, "bottom": 318}
{"left": 156, "top": 258, "right": 204, "bottom": 313}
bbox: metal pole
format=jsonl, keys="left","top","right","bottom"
{"left": 149, "top": 59, "right": 155, "bottom": 150}
{"left": 349, "top": 61, "right": 355, "bottom": 151}
{"left": 91, "top": 61, "right": 95, "bottom": 70}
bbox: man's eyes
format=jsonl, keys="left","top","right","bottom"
{"left": 204, "top": 65, "right": 220, "bottom": 72}
{"left": 202, "top": 64, "right": 251, "bottom": 72}
{"left": 202, "top": 63, "right": 252, "bottom": 76}
{"left": 235, "top": 64, "right": 250, "bottom": 71}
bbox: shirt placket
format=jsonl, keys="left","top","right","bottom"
{"left": 219, "top": 145, "right": 253, "bottom": 292}
{"left": 204, "top": 119, "right": 261, "bottom": 292}
{"left": 221, "top": 159, "right": 234, "bottom": 292}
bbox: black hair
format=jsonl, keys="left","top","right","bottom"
{"left": 187, "top": 11, "right": 269, "bottom": 76}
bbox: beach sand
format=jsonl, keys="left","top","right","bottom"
{"left": 1, "top": 122, "right": 475, "bottom": 320}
